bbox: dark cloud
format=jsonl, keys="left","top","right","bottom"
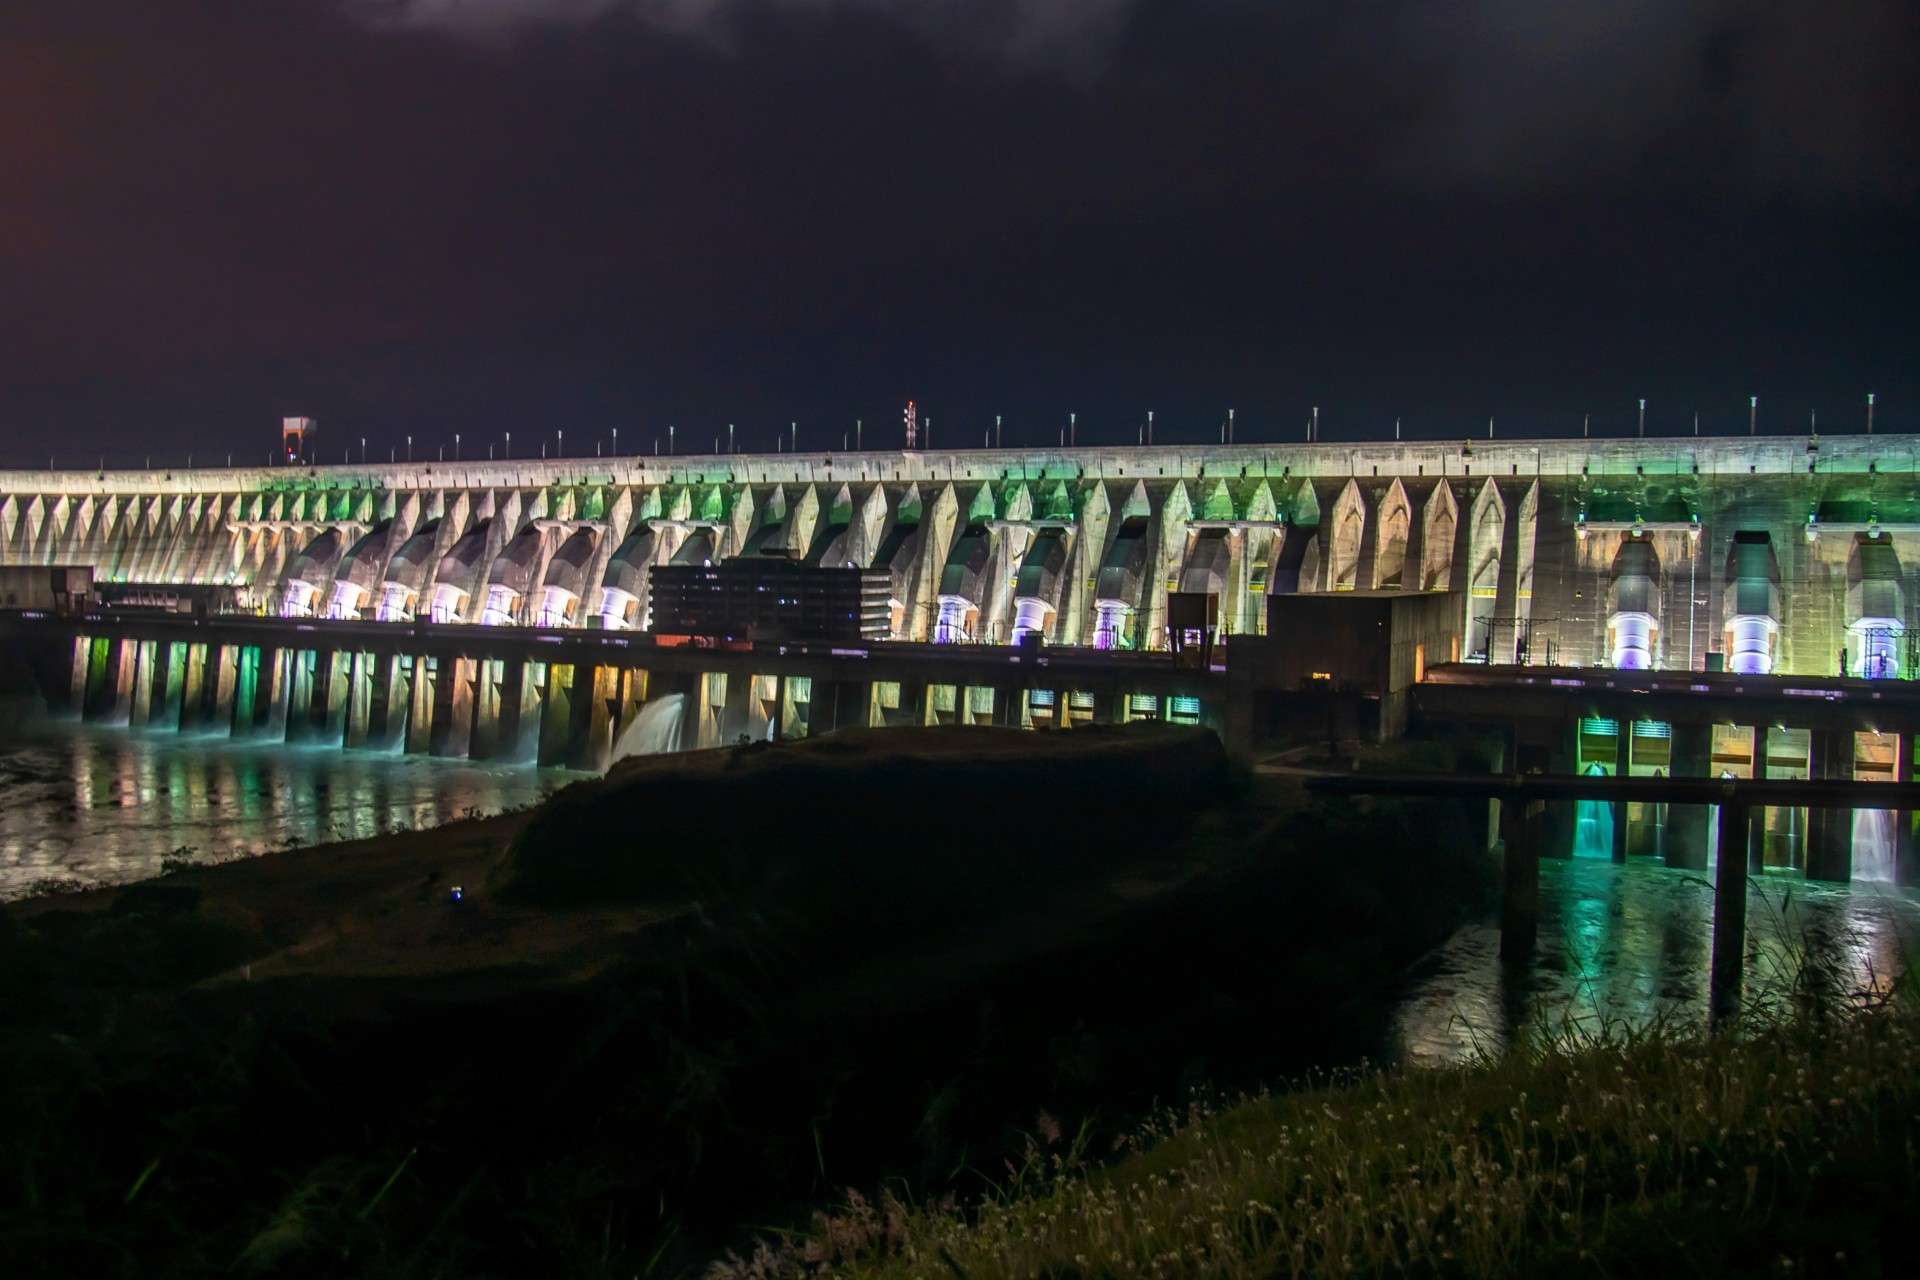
{"left": 1389, "top": 1, "right": 1920, "bottom": 208}
{"left": 347, "top": 0, "right": 1142, "bottom": 65}
{"left": 0, "top": 0, "right": 1913, "bottom": 465}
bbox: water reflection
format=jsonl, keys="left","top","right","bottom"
{"left": 1, "top": 723, "right": 575, "bottom": 899}
{"left": 1391, "top": 857, "right": 1920, "bottom": 1067}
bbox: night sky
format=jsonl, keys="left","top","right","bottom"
{"left": 2, "top": 0, "right": 1916, "bottom": 467}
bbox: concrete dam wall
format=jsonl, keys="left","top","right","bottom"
{"left": 2, "top": 435, "right": 1913, "bottom": 678}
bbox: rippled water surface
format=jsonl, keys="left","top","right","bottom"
{"left": 0, "top": 722, "right": 574, "bottom": 898}
{"left": 1391, "top": 856, "right": 1920, "bottom": 1066}
{"left": 8, "top": 723, "right": 1919, "bottom": 1075}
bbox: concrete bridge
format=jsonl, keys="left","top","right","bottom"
{"left": 3, "top": 611, "right": 1216, "bottom": 772}
{"left": 2, "top": 434, "right": 1914, "bottom": 675}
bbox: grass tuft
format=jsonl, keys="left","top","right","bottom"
{"left": 735, "top": 985, "right": 1920, "bottom": 1278}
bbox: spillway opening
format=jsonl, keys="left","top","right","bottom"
{"left": 1573, "top": 762, "right": 1615, "bottom": 860}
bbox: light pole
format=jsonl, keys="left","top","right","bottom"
{"left": 505, "top": 431, "right": 511, "bottom": 459}
{"left": 1868, "top": 393, "right": 1876, "bottom": 435}
{"left": 407, "top": 435, "right": 413, "bottom": 462}
{"left": 454, "top": 433, "right": 461, "bottom": 460}
{"left": 557, "top": 429, "right": 563, "bottom": 457}
{"left": 1750, "top": 396, "right": 1758, "bottom": 436}
{"left": 612, "top": 426, "right": 618, "bottom": 455}
{"left": 1638, "top": 399, "right": 1645, "bottom": 438}
{"left": 360, "top": 437, "right": 366, "bottom": 463}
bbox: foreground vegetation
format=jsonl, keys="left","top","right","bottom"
{"left": 738, "top": 993, "right": 1920, "bottom": 1279}
{"left": 0, "top": 725, "right": 1493, "bottom": 1277}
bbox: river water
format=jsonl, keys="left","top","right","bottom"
{"left": 5, "top": 722, "right": 1916, "bottom": 1067}
{"left": 0, "top": 721, "right": 571, "bottom": 899}
{"left": 1390, "top": 856, "right": 1920, "bottom": 1065}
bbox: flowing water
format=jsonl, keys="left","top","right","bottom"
{"left": 611, "top": 695, "right": 686, "bottom": 762}
{"left": 1854, "top": 807, "right": 1898, "bottom": 883}
{"left": 0, "top": 722, "right": 576, "bottom": 899}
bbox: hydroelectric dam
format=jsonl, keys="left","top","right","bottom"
{"left": 5, "top": 433, "right": 1920, "bottom": 884}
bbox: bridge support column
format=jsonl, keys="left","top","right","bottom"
{"left": 610, "top": 666, "right": 640, "bottom": 754}
{"left": 87, "top": 638, "right": 116, "bottom": 723}
{"left": 512, "top": 661, "right": 543, "bottom": 761}
{"left": 344, "top": 652, "right": 374, "bottom": 749}
{"left": 69, "top": 637, "right": 90, "bottom": 713}
{"left": 487, "top": 659, "right": 520, "bottom": 760}
{"left": 1806, "top": 729, "right": 1854, "bottom": 883}
{"left": 743, "top": 674, "right": 774, "bottom": 741}
{"left": 803, "top": 678, "right": 860, "bottom": 734}
{"left": 296, "top": 649, "right": 331, "bottom": 742}
{"left": 390, "top": 654, "right": 421, "bottom": 751}
{"left": 231, "top": 646, "right": 262, "bottom": 736}
{"left": 1899, "top": 735, "right": 1919, "bottom": 888}
{"left": 565, "top": 664, "right": 618, "bottom": 771}
{"left": 702, "top": 671, "right": 738, "bottom": 746}
{"left": 766, "top": 675, "right": 788, "bottom": 742}
{"left": 129, "top": 640, "right": 159, "bottom": 728}
{"left": 365, "top": 654, "right": 400, "bottom": 749}
{"left": 405, "top": 656, "right": 436, "bottom": 754}
{"left": 109, "top": 639, "right": 136, "bottom": 725}
{"left": 160, "top": 643, "right": 186, "bottom": 729}
{"left": 263, "top": 649, "right": 291, "bottom": 740}
{"left": 874, "top": 678, "right": 925, "bottom": 728}
{"left": 322, "top": 650, "right": 353, "bottom": 744}
{"left": 1499, "top": 795, "right": 1544, "bottom": 962}
{"left": 777, "top": 674, "right": 809, "bottom": 740}
{"left": 468, "top": 658, "right": 503, "bottom": 760}
{"left": 1537, "top": 721, "right": 1576, "bottom": 859}
{"left": 1711, "top": 802, "right": 1752, "bottom": 1020}
{"left": 429, "top": 657, "right": 476, "bottom": 758}
{"left": 537, "top": 663, "right": 574, "bottom": 765}
{"left": 1484, "top": 727, "right": 1511, "bottom": 851}
{"left": 1721, "top": 725, "right": 1766, "bottom": 872}
{"left": 284, "top": 649, "right": 313, "bottom": 741}
{"left": 720, "top": 670, "right": 755, "bottom": 744}
{"left": 81, "top": 638, "right": 117, "bottom": 724}
{"left": 1665, "top": 724, "right": 1711, "bottom": 871}
{"left": 211, "top": 645, "right": 239, "bottom": 733}
{"left": 177, "top": 642, "right": 208, "bottom": 731}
